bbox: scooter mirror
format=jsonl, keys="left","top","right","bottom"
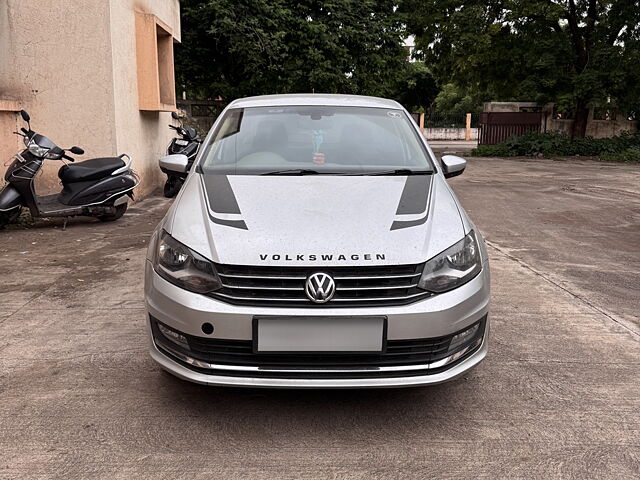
{"left": 20, "top": 110, "right": 30, "bottom": 122}
{"left": 171, "top": 112, "right": 180, "bottom": 120}
{"left": 70, "top": 146, "right": 84, "bottom": 155}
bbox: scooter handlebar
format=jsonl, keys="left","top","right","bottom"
{"left": 62, "top": 154, "right": 75, "bottom": 162}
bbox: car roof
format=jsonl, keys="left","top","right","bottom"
{"left": 227, "top": 94, "right": 403, "bottom": 109}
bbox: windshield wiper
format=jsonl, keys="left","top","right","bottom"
{"left": 343, "top": 169, "right": 434, "bottom": 176}
{"left": 261, "top": 169, "right": 320, "bottom": 175}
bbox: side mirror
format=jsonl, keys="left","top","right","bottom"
{"left": 159, "top": 154, "right": 188, "bottom": 173}
{"left": 441, "top": 155, "right": 466, "bottom": 179}
{"left": 70, "top": 146, "right": 84, "bottom": 155}
{"left": 20, "top": 110, "right": 30, "bottom": 122}
{"left": 171, "top": 111, "right": 180, "bottom": 120}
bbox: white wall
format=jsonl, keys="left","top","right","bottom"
{"left": 424, "top": 128, "right": 478, "bottom": 141}
{"left": 108, "top": 0, "right": 181, "bottom": 197}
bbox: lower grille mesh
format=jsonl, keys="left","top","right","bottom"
{"left": 151, "top": 317, "right": 486, "bottom": 372}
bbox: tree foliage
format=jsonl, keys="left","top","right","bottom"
{"left": 395, "top": 62, "right": 439, "bottom": 111}
{"left": 403, "top": 0, "right": 640, "bottom": 136}
{"left": 176, "top": 0, "right": 410, "bottom": 102}
{"left": 433, "top": 83, "right": 482, "bottom": 114}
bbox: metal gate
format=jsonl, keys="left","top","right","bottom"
{"left": 478, "top": 112, "right": 543, "bottom": 145}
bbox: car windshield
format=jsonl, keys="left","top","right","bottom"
{"left": 198, "top": 106, "right": 434, "bottom": 175}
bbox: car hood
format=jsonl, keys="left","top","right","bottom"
{"left": 168, "top": 173, "right": 465, "bottom": 266}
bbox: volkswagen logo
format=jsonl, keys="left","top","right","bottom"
{"left": 305, "top": 272, "right": 336, "bottom": 303}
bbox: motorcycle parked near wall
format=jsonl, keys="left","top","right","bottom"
{"left": 0, "top": 110, "right": 138, "bottom": 228}
{"left": 160, "top": 111, "right": 201, "bottom": 198}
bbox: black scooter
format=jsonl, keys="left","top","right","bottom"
{"left": 161, "top": 111, "right": 201, "bottom": 198}
{"left": 0, "top": 110, "right": 138, "bottom": 228}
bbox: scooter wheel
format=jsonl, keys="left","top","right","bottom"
{"left": 98, "top": 203, "right": 127, "bottom": 222}
{"left": 163, "top": 176, "right": 183, "bottom": 198}
{"left": 0, "top": 206, "right": 21, "bottom": 229}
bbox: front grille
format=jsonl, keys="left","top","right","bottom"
{"left": 209, "top": 263, "right": 432, "bottom": 307}
{"left": 150, "top": 317, "right": 487, "bottom": 378}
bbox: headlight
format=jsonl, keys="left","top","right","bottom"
{"left": 154, "top": 231, "right": 222, "bottom": 293}
{"left": 418, "top": 231, "right": 481, "bottom": 293}
{"left": 26, "top": 140, "right": 50, "bottom": 158}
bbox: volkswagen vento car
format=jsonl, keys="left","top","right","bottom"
{"left": 145, "top": 94, "right": 490, "bottom": 388}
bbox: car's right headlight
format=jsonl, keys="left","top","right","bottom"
{"left": 153, "top": 231, "right": 222, "bottom": 293}
{"left": 418, "top": 230, "right": 482, "bottom": 293}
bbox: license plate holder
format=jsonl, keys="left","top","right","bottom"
{"left": 175, "top": 139, "right": 188, "bottom": 146}
{"left": 253, "top": 316, "right": 387, "bottom": 354}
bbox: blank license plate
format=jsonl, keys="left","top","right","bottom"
{"left": 175, "top": 139, "right": 188, "bottom": 146}
{"left": 255, "top": 317, "right": 386, "bottom": 353}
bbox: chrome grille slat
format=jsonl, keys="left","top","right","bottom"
{"left": 331, "top": 292, "right": 428, "bottom": 302}
{"left": 337, "top": 284, "right": 414, "bottom": 291}
{"left": 221, "top": 284, "right": 304, "bottom": 291}
{"left": 333, "top": 273, "right": 422, "bottom": 280}
{"left": 218, "top": 273, "right": 307, "bottom": 280}
{"left": 210, "top": 262, "right": 431, "bottom": 307}
{"left": 213, "top": 292, "right": 310, "bottom": 302}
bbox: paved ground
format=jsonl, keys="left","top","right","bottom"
{"left": 1, "top": 157, "right": 639, "bottom": 479}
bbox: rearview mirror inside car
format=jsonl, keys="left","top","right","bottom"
{"left": 441, "top": 155, "right": 467, "bottom": 179}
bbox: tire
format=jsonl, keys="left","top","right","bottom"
{"left": 98, "top": 202, "right": 127, "bottom": 222}
{"left": 0, "top": 207, "right": 21, "bottom": 229}
{"left": 163, "top": 176, "right": 183, "bottom": 198}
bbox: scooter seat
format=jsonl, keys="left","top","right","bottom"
{"left": 58, "top": 157, "right": 125, "bottom": 183}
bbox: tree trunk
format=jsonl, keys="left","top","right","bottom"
{"left": 571, "top": 100, "right": 589, "bottom": 138}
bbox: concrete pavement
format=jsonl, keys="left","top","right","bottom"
{"left": 0, "top": 158, "right": 639, "bottom": 478}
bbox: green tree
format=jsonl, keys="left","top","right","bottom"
{"left": 176, "top": 0, "right": 408, "bottom": 102}
{"left": 395, "top": 62, "right": 439, "bottom": 112}
{"left": 433, "top": 83, "right": 482, "bottom": 114}
{"left": 403, "top": 0, "right": 640, "bottom": 137}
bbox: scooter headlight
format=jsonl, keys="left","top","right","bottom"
{"left": 154, "top": 231, "right": 222, "bottom": 293}
{"left": 418, "top": 231, "right": 481, "bottom": 293}
{"left": 26, "top": 139, "right": 50, "bottom": 158}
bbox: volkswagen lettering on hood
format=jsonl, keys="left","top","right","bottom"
{"left": 144, "top": 94, "right": 490, "bottom": 388}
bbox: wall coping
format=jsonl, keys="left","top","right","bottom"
{"left": 0, "top": 99, "right": 21, "bottom": 112}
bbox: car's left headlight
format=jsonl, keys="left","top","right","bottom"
{"left": 154, "top": 231, "right": 222, "bottom": 293}
{"left": 418, "top": 231, "right": 482, "bottom": 293}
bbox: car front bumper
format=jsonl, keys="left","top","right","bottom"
{"left": 144, "top": 260, "right": 490, "bottom": 388}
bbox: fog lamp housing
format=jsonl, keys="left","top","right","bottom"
{"left": 448, "top": 322, "right": 480, "bottom": 352}
{"left": 157, "top": 323, "right": 190, "bottom": 350}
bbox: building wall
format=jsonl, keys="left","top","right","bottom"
{"left": 0, "top": 0, "right": 181, "bottom": 197}
{"left": 0, "top": 0, "right": 117, "bottom": 194}
{"left": 0, "top": 101, "right": 20, "bottom": 164}
{"left": 483, "top": 102, "right": 638, "bottom": 138}
{"left": 547, "top": 118, "right": 637, "bottom": 138}
{"left": 109, "top": 0, "right": 181, "bottom": 197}
{"left": 483, "top": 102, "right": 547, "bottom": 113}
